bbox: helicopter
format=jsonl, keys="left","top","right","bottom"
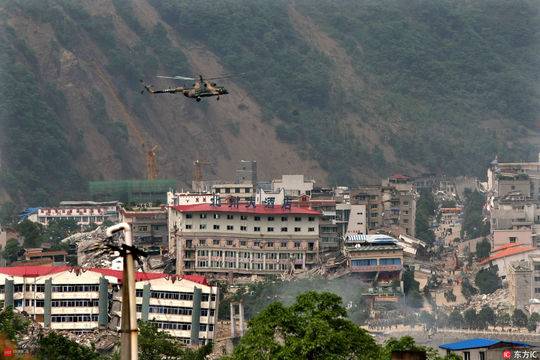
{"left": 140, "top": 74, "right": 231, "bottom": 102}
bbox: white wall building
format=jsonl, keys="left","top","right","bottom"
{"left": 0, "top": 265, "right": 217, "bottom": 344}
{"left": 34, "top": 201, "right": 120, "bottom": 228}
{"left": 271, "top": 175, "right": 315, "bottom": 197}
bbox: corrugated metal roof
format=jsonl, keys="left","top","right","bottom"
{"left": 439, "top": 338, "right": 531, "bottom": 350}
{"left": 345, "top": 234, "right": 398, "bottom": 244}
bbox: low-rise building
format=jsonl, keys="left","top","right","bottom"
{"left": 439, "top": 338, "right": 532, "bottom": 360}
{"left": 479, "top": 243, "right": 539, "bottom": 281}
{"left": 168, "top": 203, "right": 321, "bottom": 278}
{"left": 34, "top": 201, "right": 120, "bottom": 228}
{"left": 0, "top": 265, "right": 217, "bottom": 344}
{"left": 24, "top": 248, "right": 67, "bottom": 265}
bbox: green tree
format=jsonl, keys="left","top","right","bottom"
{"left": 461, "top": 278, "right": 478, "bottom": 299}
{"left": 403, "top": 268, "right": 420, "bottom": 295}
{"left": 475, "top": 238, "right": 491, "bottom": 259}
{"left": 16, "top": 220, "right": 44, "bottom": 248}
{"left": 448, "top": 310, "right": 463, "bottom": 328}
{"left": 461, "top": 189, "right": 490, "bottom": 239}
{"left": 225, "top": 291, "right": 381, "bottom": 360}
{"left": 478, "top": 306, "right": 496, "bottom": 329}
{"left": 415, "top": 189, "right": 436, "bottom": 243}
{"left": 527, "top": 312, "right": 540, "bottom": 332}
{"left": 0, "top": 203, "right": 17, "bottom": 226}
{"left": 2, "top": 239, "right": 22, "bottom": 263}
{"left": 36, "top": 332, "right": 105, "bottom": 360}
{"left": 463, "top": 309, "right": 478, "bottom": 329}
{"left": 0, "top": 307, "right": 29, "bottom": 342}
{"left": 512, "top": 309, "right": 528, "bottom": 328}
{"left": 138, "top": 321, "right": 211, "bottom": 360}
{"left": 42, "top": 219, "right": 79, "bottom": 248}
{"left": 496, "top": 312, "right": 511, "bottom": 330}
{"left": 475, "top": 267, "right": 501, "bottom": 294}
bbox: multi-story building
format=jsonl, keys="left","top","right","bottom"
{"left": 34, "top": 201, "right": 120, "bottom": 228}
{"left": 335, "top": 204, "right": 367, "bottom": 237}
{"left": 211, "top": 183, "right": 254, "bottom": 202}
{"left": 351, "top": 185, "right": 383, "bottom": 230}
{"left": 344, "top": 234, "right": 403, "bottom": 296}
{"left": 0, "top": 265, "right": 217, "bottom": 344}
{"left": 271, "top": 175, "right": 315, "bottom": 197}
{"left": 168, "top": 203, "right": 321, "bottom": 278}
{"left": 351, "top": 175, "right": 417, "bottom": 237}
{"left": 119, "top": 207, "right": 168, "bottom": 251}
{"left": 303, "top": 190, "right": 339, "bottom": 253}
{"left": 168, "top": 192, "right": 213, "bottom": 206}
{"left": 236, "top": 160, "right": 257, "bottom": 185}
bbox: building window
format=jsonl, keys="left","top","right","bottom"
{"left": 213, "top": 239, "right": 220, "bottom": 245}
{"left": 463, "top": 352, "right": 470, "bottom": 360}
{"left": 254, "top": 216, "right": 261, "bottom": 221}
{"left": 200, "top": 213, "right": 207, "bottom": 219}
{"left": 535, "top": 288, "right": 540, "bottom": 294}
{"left": 370, "top": 204, "right": 378, "bottom": 209}
{"left": 294, "top": 242, "right": 300, "bottom": 248}
{"left": 308, "top": 227, "right": 315, "bottom": 232}
{"left": 294, "top": 227, "right": 301, "bottom": 232}
{"left": 281, "top": 242, "right": 287, "bottom": 248}
{"left": 213, "top": 213, "right": 220, "bottom": 219}
{"left": 254, "top": 227, "right": 260, "bottom": 232}
{"left": 200, "top": 224, "right": 207, "bottom": 230}
{"left": 240, "top": 241, "right": 246, "bottom": 246}
{"left": 235, "top": 188, "right": 240, "bottom": 193}
{"left": 294, "top": 217, "right": 301, "bottom": 222}
{"left": 379, "top": 258, "right": 401, "bottom": 265}
{"left": 138, "top": 226, "right": 148, "bottom": 232}
{"left": 267, "top": 242, "right": 274, "bottom": 247}
{"left": 185, "top": 225, "right": 192, "bottom": 229}
{"left": 308, "top": 217, "right": 315, "bottom": 221}
{"left": 281, "top": 227, "right": 288, "bottom": 232}
{"left": 479, "top": 352, "right": 485, "bottom": 360}
{"left": 227, "top": 240, "right": 233, "bottom": 246}
{"left": 281, "top": 216, "right": 288, "bottom": 221}
{"left": 254, "top": 241, "right": 260, "bottom": 247}
{"left": 403, "top": 219, "right": 409, "bottom": 224}
{"left": 240, "top": 226, "right": 247, "bottom": 231}
{"left": 267, "top": 227, "right": 274, "bottom": 232}
{"left": 186, "top": 214, "right": 193, "bottom": 219}
{"left": 509, "top": 237, "right": 517, "bottom": 243}
{"left": 225, "top": 188, "right": 230, "bottom": 193}
{"left": 240, "top": 215, "right": 247, "bottom": 220}
{"left": 351, "top": 259, "right": 377, "bottom": 267}
{"left": 227, "top": 225, "right": 234, "bottom": 230}
{"left": 227, "top": 214, "right": 234, "bottom": 220}
{"left": 268, "top": 217, "right": 275, "bottom": 221}
{"left": 213, "top": 225, "right": 220, "bottom": 230}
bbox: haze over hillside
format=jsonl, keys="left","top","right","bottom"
{"left": 0, "top": 0, "right": 538, "bottom": 205}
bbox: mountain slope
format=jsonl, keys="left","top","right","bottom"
{"left": 0, "top": 0, "right": 538, "bottom": 205}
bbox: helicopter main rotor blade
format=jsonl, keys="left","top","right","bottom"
{"left": 157, "top": 75, "right": 196, "bottom": 81}
{"left": 205, "top": 73, "right": 248, "bottom": 81}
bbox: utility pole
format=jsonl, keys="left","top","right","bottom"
{"left": 106, "top": 223, "right": 138, "bottom": 360}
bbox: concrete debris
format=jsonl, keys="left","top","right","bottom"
{"left": 62, "top": 226, "right": 119, "bottom": 268}
{"left": 458, "top": 288, "right": 511, "bottom": 313}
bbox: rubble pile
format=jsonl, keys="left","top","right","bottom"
{"left": 461, "top": 288, "right": 511, "bottom": 313}
{"left": 64, "top": 328, "right": 118, "bottom": 352}
{"left": 62, "top": 226, "right": 119, "bottom": 268}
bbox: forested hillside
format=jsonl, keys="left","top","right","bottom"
{"left": 0, "top": 0, "right": 538, "bottom": 206}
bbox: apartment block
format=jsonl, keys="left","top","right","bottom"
{"left": 211, "top": 183, "right": 254, "bottom": 202}
{"left": 0, "top": 265, "right": 217, "bottom": 344}
{"left": 168, "top": 203, "right": 321, "bottom": 278}
{"left": 119, "top": 207, "right": 168, "bottom": 251}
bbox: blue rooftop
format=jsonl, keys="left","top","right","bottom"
{"left": 439, "top": 338, "right": 531, "bottom": 351}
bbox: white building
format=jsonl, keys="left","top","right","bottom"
{"left": 168, "top": 203, "right": 321, "bottom": 278}
{"left": 34, "top": 201, "right": 120, "bottom": 228}
{"left": 0, "top": 265, "right": 217, "bottom": 344}
{"left": 271, "top": 175, "right": 315, "bottom": 197}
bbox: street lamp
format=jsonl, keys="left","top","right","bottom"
{"left": 106, "top": 223, "right": 138, "bottom": 360}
